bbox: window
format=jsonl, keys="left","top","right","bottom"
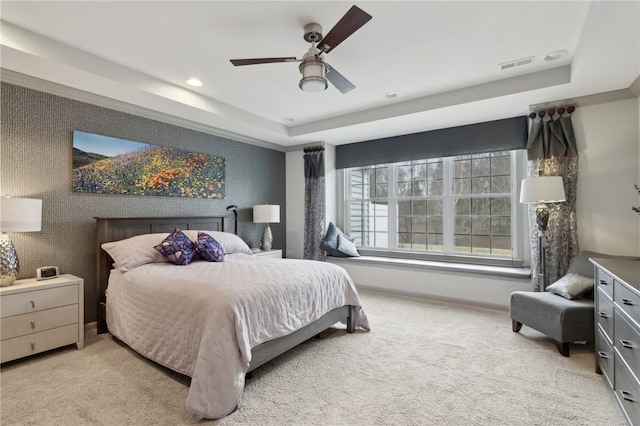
{"left": 345, "top": 150, "right": 525, "bottom": 265}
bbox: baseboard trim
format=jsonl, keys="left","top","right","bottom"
{"left": 84, "top": 321, "right": 97, "bottom": 332}
{"left": 355, "top": 284, "right": 509, "bottom": 312}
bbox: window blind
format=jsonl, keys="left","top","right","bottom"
{"left": 335, "top": 116, "right": 528, "bottom": 169}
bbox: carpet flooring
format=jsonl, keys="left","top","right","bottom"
{"left": 0, "top": 289, "right": 625, "bottom": 425}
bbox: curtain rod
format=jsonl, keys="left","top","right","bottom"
{"left": 528, "top": 105, "right": 575, "bottom": 119}
{"left": 303, "top": 145, "right": 324, "bottom": 153}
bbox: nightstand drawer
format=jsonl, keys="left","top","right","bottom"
{"left": 251, "top": 249, "right": 283, "bottom": 259}
{"left": 1, "top": 324, "right": 78, "bottom": 363}
{"left": 1, "top": 304, "right": 78, "bottom": 340}
{"left": 0, "top": 285, "right": 78, "bottom": 318}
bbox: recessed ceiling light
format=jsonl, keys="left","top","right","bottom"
{"left": 544, "top": 50, "right": 568, "bottom": 61}
{"left": 186, "top": 78, "right": 203, "bottom": 87}
{"left": 283, "top": 117, "right": 295, "bottom": 123}
{"left": 384, "top": 92, "right": 398, "bottom": 99}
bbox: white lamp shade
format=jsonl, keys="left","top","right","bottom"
{"left": 253, "top": 205, "right": 280, "bottom": 224}
{"left": 0, "top": 198, "right": 42, "bottom": 232}
{"left": 519, "top": 177, "right": 566, "bottom": 204}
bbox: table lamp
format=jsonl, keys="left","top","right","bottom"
{"left": 253, "top": 204, "right": 280, "bottom": 251}
{"left": 0, "top": 197, "right": 42, "bottom": 286}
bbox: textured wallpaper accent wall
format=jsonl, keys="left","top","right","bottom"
{"left": 1, "top": 83, "right": 286, "bottom": 323}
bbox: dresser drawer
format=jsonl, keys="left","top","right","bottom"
{"left": 615, "top": 309, "right": 640, "bottom": 377}
{"left": 616, "top": 281, "right": 640, "bottom": 328}
{"left": 597, "top": 268, "right": 614, "bottom": 300}
{"left": 596, "top": 327, "right": 615, "bottom": 388}
{"left": 1, "top": 324, "right": 78, "bottom": 363}
{"left": 597, "top": 288, "right": 614, "bottom": 343}
{"left": 0, "top": 285, "right": 78, "bottom": 318}
{"left": 615, "top": 354, "right": 640, "bottom": 425}
{"left": 1, "top": 304, "right": 78, "bottom": 340}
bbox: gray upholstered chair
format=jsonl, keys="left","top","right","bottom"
{"left": 510, "top": 291, "right": 593, "bottom": 356}
{"left": 510, "top": 251, "right": 606, "bottom": 357}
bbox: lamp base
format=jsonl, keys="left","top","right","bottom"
{"left": 535, "top": 204, "right": 550, "bottom": 232}
{"left": 0, "top": 234, "right": 19, "bottom": 287}
{"left": 260, "top": 224, "right": 273, "bottom": 251}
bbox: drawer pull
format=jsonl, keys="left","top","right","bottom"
{"left": 598, "top": 312, "right": 609, "bottom": 319}
{"left": 30, "top": 342, "right": 35, "bottom": 351}
{"left": 621, "top": 298, "right": 636, "bottom": 306}
{"left": 600, "top": 279, "right": 609, "bottom": 285}
{"left": 597, "top": 351, "right": 610, "bottom": 359}
{"left": 30, "top": 300, "right": 35, "bottom": 308}
{"left": 620, "top": 340, "right": 636, "bottom": 349}
{"left": 30, "top": 321, "right": 36, "bottom": 329}
{"left": 621, "top": 390, "right": 636, "bottom": 402}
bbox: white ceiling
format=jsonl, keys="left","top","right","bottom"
{"left": 1, "top": 1, "right": 638, "bottom": 151}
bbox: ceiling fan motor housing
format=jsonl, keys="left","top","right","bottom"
{"left": 303, "top": 23, "right": 323, "bottom": 43}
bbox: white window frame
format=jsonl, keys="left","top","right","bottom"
{"left": 340, "top": 150, "right": 528, "bottom": 267}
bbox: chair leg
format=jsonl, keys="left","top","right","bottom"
{"left": 512, "top": 320, "right": 523, "bottom": 333}
{"left": 556, "top": 341, "right": 570, "bottom": 357}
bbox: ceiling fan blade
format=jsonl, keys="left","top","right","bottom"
{"left": 325, "top": 64, "right": 356, "bottom": 94}
{"left": 318, "top": 5, "right": 372, "bottom": 54}
{"left": 230, "top": 57, "right": 297, "bottom": 66}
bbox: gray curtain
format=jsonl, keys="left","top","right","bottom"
{"left": 526, "top": 106, "right": 579, "bottom": 291}
{"left": 303, "top": 147, "right": 326, "bottom": 261}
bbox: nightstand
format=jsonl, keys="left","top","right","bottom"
{"left": 0, "top": 274, "right": 84, "bottom": 363}
{"left": 251, "top": 248, "right": 283, "bottom": 259}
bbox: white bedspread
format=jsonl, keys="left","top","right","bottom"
{"left": 106, "top": 254, "right": 369, "bottom": 418}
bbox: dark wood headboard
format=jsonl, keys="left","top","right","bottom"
{"left": 95, "top": 216, "right": 226, "bottom": 333}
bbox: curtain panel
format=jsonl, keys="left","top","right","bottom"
{"left": 303, "top": 147, "right": 326, "bottom": 261}
{"left": 526, "top": 106, "right": 579, "bottom": 291}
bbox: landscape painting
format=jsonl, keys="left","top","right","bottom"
{"left": 72, "top": 131, "right": 225, "bottom": 199}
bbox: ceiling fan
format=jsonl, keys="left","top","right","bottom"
{"left": 230, "top": 5, "right": 372, "bottom": 94}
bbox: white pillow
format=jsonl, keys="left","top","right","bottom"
{"left": 337, "top": 234, "right": 360, "bottom": 257}
{"left": 545, "top": 273, "right": 593, "bottom": 299}
{"left": 102, "top": 230, "right": 252, "bottom": 272}
{"left": 101, "top": 233, "right": 168, "bottom": 272}
{"left": 186, "top": 230, "right": 252, "bottom": 255}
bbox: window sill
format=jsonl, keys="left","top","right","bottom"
{"left": 326, "top": 255, "right": 531, "bottom": 279}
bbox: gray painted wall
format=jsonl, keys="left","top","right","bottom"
{"left": 1, "top": 83, "right": 286, "bottom": 323}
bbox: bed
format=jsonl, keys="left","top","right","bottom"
{"left": 95, "top": 216, "right": 369, "bottom": 419}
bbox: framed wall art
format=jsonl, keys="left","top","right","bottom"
{"left": 72, "top": 131, "right": 225, "bottom": 199}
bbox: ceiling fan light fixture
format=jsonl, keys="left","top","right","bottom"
{"left": 300, "top": 76, "right": 327, "bottom": 93}
{"left": 299, "top": 57, "right": 327, "bottom": 93}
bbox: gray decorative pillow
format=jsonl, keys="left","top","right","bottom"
{"left": 321, "top": 222, "right": 355, "bottom": 257}
{"left": 545, "top": 273, "right": 594, "bottom": 299}
{"left": 337, "top": 234, "right": 360, "bottom": 257}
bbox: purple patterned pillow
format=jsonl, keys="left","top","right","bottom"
{"left": 195, "top": 232, "right": 225, "bottom": 262}
{"left": 154, "top": 228, "right": 196, "bottom": 265}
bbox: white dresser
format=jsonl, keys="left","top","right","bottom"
{"left": 0, "top": 274, "right": 84, "bottom": 363}
{"left": 251, "top": 249, "right": 283, "bottom": 259}
{"left": 592, "top": 258, "right": 640, "bottom": 425}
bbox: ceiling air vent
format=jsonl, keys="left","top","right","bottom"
{"left": 499, "top": 56, "right": 535, "bottom": 70}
